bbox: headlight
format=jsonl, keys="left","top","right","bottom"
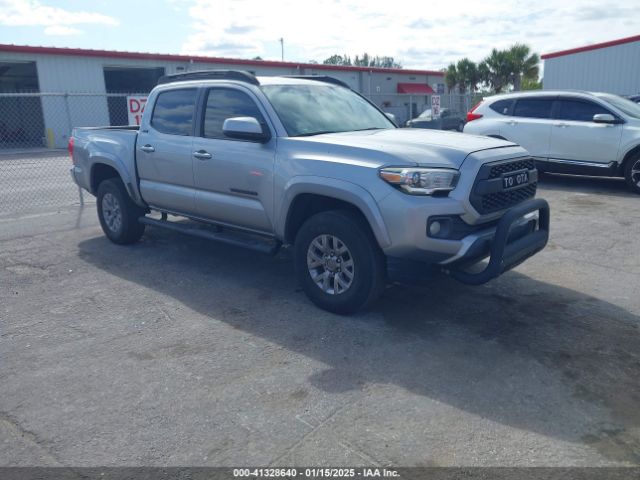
{"left": 379, "top": 167, "right": 460, "bottom": 195}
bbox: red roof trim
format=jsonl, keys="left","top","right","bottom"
{"left": 0, "top": 44, "right": 444, "bottom": 76}
{"left": 397, "top": 82, "right": 435, "bottom": 94}
{"left": 541, "top": 34, "right": 640, "bottom": 59}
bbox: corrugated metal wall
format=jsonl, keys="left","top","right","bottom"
{"left": 543, "top": 41, "right": 640, "bottom": 95}
{"left": 0, "top": 50, "right": 443, "bottom": 147}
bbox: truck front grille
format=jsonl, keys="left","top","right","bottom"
{"left": 470, "top": 158, "right": 537, "bottom": 215}
{"left": 488, "top": 158, "right": 536, "bottom": 178}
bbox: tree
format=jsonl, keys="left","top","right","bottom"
{"left": 444, "top": 63, "right": 458, "bottom": 93}
{"left": 323, "top": 54, "right": 351, "bottom": 65}
{"left": 455, "top": 58, "right": 479, "bottom": 93}
{"left": 507, "top": 44, "right": 539, "bottom": 91}
{"left": 322, "top": 53, "right": 401, "bottom": 68}
{"left": 479, "top": 49, "right": 511, "bottom": 93}
{"left": 521, "top": 76, "right": 542, "bottom": 90}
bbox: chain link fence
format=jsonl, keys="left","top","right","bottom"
{"left": 0, "top": 90, "right": 476, "bottom": 217}
{"left": 0, "top": 92, "right": 145, "bottom": 216}
{"left": 367, "top": 93, "right": 475, "bottom": 125}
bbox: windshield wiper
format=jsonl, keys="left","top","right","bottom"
{"left": 294, "top": 130, "right": 340, "bottom": 137}
{"left": 351, "top": 127, "right": 386, "bottom": 132}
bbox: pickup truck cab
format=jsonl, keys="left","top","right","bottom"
{"left": 70, "top": 70, "right": 550, "bottom": 314}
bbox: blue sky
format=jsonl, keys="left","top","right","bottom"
{"left": 0, "top": 0, "right": 638, "bottom": 70}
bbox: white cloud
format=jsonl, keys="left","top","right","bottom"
{"left": 179, "top": 0, "right": 639, "bottom": 69}
{"left": 43, "top": 25, "right": 82, "bottom": 36}
{"left": 0, "top": 0, "right": 119, "bottom": 37}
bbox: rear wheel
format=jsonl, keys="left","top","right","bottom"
{"left": 457, "top": 121, "right": 465, "bottom": 132}
{"left": 624, "top": 154, "right": 640, "bottom": 194}
{"left": 294, "top": 210, "right": 385, "bottom": 314}
{"left": 97, "top": 178, "right": 146, "bottom": 244}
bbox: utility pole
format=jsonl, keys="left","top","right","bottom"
{"left": 279, "top": 38, "right": 284, "bottom": 61}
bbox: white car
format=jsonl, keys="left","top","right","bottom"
{"left": 463, "top": 90, "right": 640, "bottom": 194}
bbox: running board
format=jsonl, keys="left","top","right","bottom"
{"left": 139, "top": 216, "right": 281, "bottom": 255}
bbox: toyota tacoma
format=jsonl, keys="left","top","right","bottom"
{"left": 70, "top": 71, "right": 550, "bottom": 314}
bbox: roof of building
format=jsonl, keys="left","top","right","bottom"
{"left": 541, "top": 34, "right": 640, "bottom": 60}
{"left": 0, "top": 44, "right": 444, "bottom": 76}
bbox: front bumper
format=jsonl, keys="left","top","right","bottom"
{"left": 444, "top": 198, "right": 549, "bottom": 285}
{"left": 385, "top": 198, "right": 549, "bottom": 285}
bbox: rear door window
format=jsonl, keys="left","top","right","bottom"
{"left": 513, "top": 98, "right": 553, "bottom": 119}
{"left": 151, "top": 89, "right": 197, "bottom": 135}
{"left": 556, "top": 99, "right": 611, "bottom": 122}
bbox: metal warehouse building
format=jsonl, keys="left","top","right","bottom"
{"left": 542, "top": 34, "right": 640, "bottom": 95}
{"left": 0, "top": 44, "right": 445, "bottom": 149}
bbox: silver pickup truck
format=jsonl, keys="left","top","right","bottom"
{"left": 70, "top": 70, "right": 550, "bottom": 314}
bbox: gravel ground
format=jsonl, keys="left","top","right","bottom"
{"left": 1, "top": 173, "right": 639, "bottom": 467}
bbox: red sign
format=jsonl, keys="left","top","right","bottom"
{"left": 127, "top": 96, "right": 148, "bottom": 125}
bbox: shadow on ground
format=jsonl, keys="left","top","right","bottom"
{"left": 78, "top": 229, "right": 640, "bottom": 464}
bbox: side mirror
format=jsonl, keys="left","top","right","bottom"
{"left": 441, "top": 110, "right": 449, "bottom": 118}
{"left": 385, "top": 112, "right": 398, "bottom": 125}
{"left": 222, "top": 117, "right": 271, "bottom": 142}
{"left": 593, "top": 113, "right": 618, "bottom": 124}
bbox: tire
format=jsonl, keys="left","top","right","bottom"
{"left": 294, "top": 210, "right": 385, "bottom": 315}
{"left": 623, "top": 154, "right": 640, "bottom": 194}
{"left": 457, "top": 121, "right": 465, "bottom": 132}
{"left": 96, "top": 178, "right": 146, "bottom": 244}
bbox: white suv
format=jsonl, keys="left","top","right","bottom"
{"left": 463, "top": 90, "right": 640, "bottom": 194}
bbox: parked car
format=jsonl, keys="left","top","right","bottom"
{"left": 70, "top": 71, "right": 549, "bottom": 314}
{"left": 627, "top": 94, "right": 640, "bottom": 104}
{"left": 406, "top": 108, "right": 466, "bottom": 131}
{"left": 463, "top": 90, "right": 640, "bottom": 194}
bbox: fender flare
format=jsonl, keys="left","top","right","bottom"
{"left": 88, "top": 153, "right": 145, "bottom": 207}
{"left": 277, "top": 176, "right": 392, "bottom": 248}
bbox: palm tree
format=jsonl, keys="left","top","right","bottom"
{"left": 456, "top": 58, "right": 479, "bottom": 93}
{"left": 479, "top": 49, "right": 511, "bottom": 93}
{"left": 507, "top": 44, "right": 539, "bottom": 91}
{"left": 445, "top": 63, "right": 458, "bottom": 93}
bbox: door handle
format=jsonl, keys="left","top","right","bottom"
{"left": 555, "top": 123, "right": 569, "bottom": 128}
{"left": 507, "top": 120, "right": 518, "bottom": 125}
{"left": 193, "top": 150, "right": 213, "bottom": 160}
{"left": 140, "top": 144, "right": 155, "bottom": 153}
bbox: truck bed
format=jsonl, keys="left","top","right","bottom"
{"left": 71, "top": 126, "right": 140, "bottom": 201}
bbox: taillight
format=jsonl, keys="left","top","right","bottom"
{"left": 466, "top": 101, "right": 483, "bottom": 122}
{"left": 68, "top": 137, "right": 74, "bottom": 164}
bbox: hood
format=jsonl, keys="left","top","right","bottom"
{"left": 290, "top": 128, "right": 516, "bottom": 169}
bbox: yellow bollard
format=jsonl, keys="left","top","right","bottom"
{"left": 46, "top": 128, "right": 55, "bottom": 149}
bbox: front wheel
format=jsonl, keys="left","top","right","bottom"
{"left": 624, "top": 155, "right": 640, "bottom": 194}
{"left": 294, "top": 210, "right": 385, "bottom": 314}
{"left": 97, "top": 178, "right": 146, "bottom": 244}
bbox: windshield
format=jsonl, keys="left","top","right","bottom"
{"left": 417, "top": 109, "right": 432, "bottom": 119}
{"left": 595, "top": 93, "right": 640, "bottom": 119}
{"left": 261, "top": 84, "right": 395, "bottom": 137}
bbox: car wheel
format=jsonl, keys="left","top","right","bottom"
{"left": 294, "top": 210, "right": 385, "bottom": 314}
{"left": 457, "top": 121, "right": 465, "bottom": 132}
{"left": 97, "top": 178, "right": 146, "bottom": 244}
{"left": 624, "top": 154, "right": 640, "bottom": 194}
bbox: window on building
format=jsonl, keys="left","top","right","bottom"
{"left": 203, "top": 88, "right": 266, "bottom": 139}
{"left": 151, "top": 89, "right": 197, "bottom": 136}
